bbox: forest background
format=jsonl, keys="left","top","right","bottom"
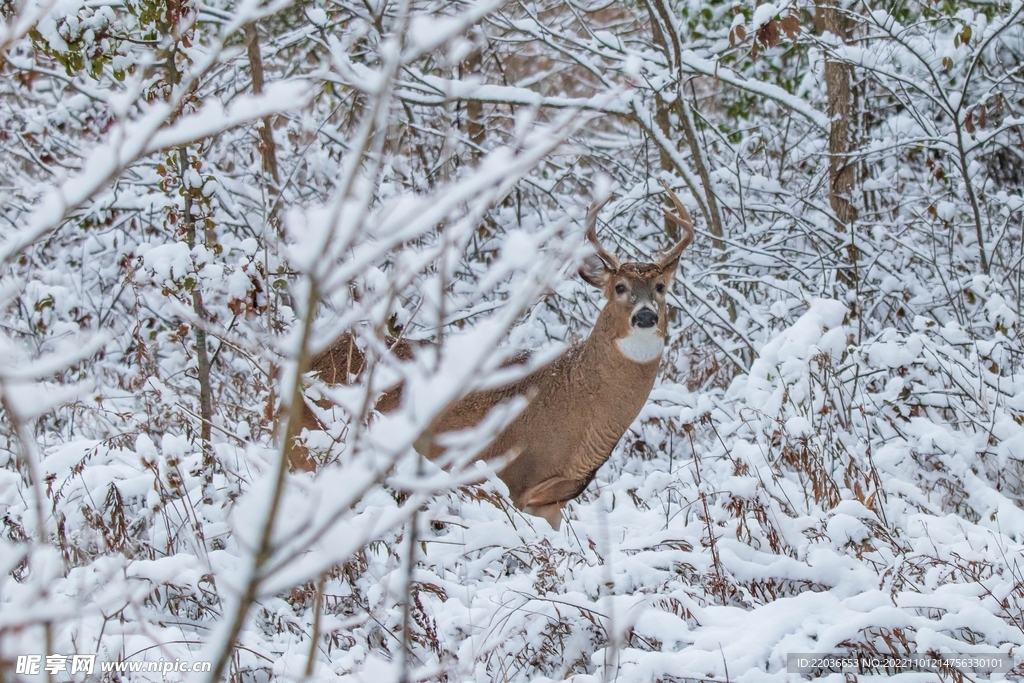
{"left": 2, "top": 0, "right": 1024, "bottom": 679}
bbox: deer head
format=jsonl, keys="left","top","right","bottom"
{"left": 578, "top": 183, "right": 695, "bottom": 364}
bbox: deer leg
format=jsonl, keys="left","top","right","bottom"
{"left": 518, "top": 476, "right": 584, "bottom": 530}
{"left": 522, "top": 501, "right": 566, "bottom": 530}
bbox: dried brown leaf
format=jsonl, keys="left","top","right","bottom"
{"left": 781, "top": 15, "right": 801, "bottom": 41}
{"left": 757, "top": 19, "right": 781, "bottom": 48}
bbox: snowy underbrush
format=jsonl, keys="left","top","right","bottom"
{"left": 4, "top": 299, "right": 1024, "bottom": 682}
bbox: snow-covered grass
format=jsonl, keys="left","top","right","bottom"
{"left": 4, "top": 299, "right": 1024, "bottom": 681}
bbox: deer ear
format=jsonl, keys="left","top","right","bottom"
{"left": 579, "top": 254, "right": 612, "bottom": 288}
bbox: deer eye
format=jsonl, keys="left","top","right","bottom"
{"left": 655, "top": 283, "right": 665, "bottom": 293}
{"left": 615, "top": 283, "right": 627, "bottom": 295}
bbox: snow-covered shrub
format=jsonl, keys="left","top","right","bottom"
{"left": 4, "top": 0, "right": 1024, "bottom": 679}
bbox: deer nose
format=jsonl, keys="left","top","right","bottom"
{"left": 632, "top": 308, "right": 658, "bottom": 329}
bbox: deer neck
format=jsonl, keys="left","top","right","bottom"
{"left": 615, "top": 325, "right": 664, "bottom": 363}
{"left": 554, "top": 318, "right": 659, "bottom": 475}
{"left": 574, "top": 310, "right": 662, "bottom": 408}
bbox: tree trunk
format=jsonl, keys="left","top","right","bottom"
{"left": 463, "top": 46, "right": 485, "bottom": 161}
{"left": 179, "top": 145, "right": 215, "bottom": 503}
{"left": 245, "top": 23, "right": 281, "bottom": 188}
{"left": 816, "top": 0, "right": 859, "bottom": 291}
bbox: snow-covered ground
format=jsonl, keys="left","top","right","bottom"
{"left": 5, "top": 299, "right": 1023, "bottom": 681}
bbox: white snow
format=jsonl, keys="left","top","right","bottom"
{"left": 752, "top": 3, "right": 778, "bottom": 28}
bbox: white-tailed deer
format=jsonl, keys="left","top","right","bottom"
{"left": 296, "top": 186, "right": 695, "bottom": 529}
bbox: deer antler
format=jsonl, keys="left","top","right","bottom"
{"left": 658, "top": 180, "right": 695, "bottom": 266}
{"left": 584, "top": 195, "right": 621, "bottom": 271}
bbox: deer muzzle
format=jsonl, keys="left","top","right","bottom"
{"left": 631, "top": 307, "right": 658, "bottom": 329}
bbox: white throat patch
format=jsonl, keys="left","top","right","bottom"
{"left": 616, "top": 327, "right": 664, "bottom": 363}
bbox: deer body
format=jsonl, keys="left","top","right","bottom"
{"left": 298, "top": 186, "right": 695, "bottom": 529}
{"left": 442, "top": 328, "right": 662, "bottom": 525}
{"left": 416, "top": 188, "right": 695, "bottom": 528}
